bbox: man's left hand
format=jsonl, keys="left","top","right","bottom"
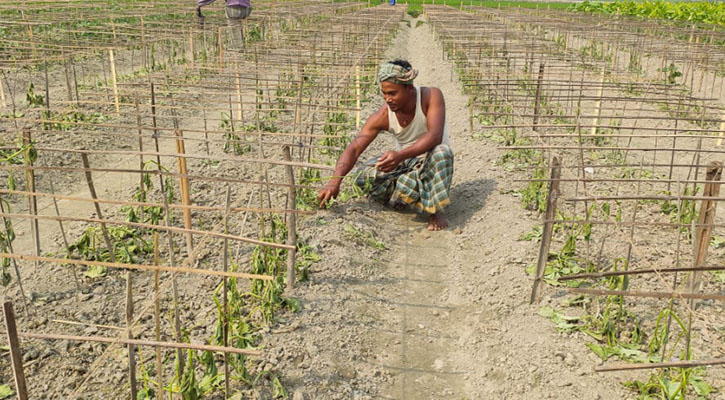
{"left": 375, "top": 150, "right": 401, "bottom": 173}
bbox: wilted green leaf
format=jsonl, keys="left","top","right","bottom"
{"left": 83, "top": 265, "right": 107, "bottom": 278}
{"left": 0, "top": 385, "right": 14, "bottom": 400}
{"left": 284, "top": 297, "right": 302, "bottom": 313}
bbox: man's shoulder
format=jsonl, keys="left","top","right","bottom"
{"left": 420, "top": 87, "right": 444, "bottom": 110}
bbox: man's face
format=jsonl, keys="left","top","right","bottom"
{"left": 380, "top": 81, "right": 413, "bottom": 112}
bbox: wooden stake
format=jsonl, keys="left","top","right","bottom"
{"left": 80, "top": 153, "right": 116, "bottom": 262}
{"left": 469, "top": 99, "right": 474, "bottom": 134}
{"left": 222, "top": 187, "right": 231, "bottom": 398}
{"left": 110, "top": 18, "right": 117, "bottom": 40}
{"left": 690, "top": 162, "right": 722, "bottom": 291}
{"left": 22, "top": 130, "right": 40, "bottom": 257}
{"left": 3, "top": 302, "right": 28, "bottom": 400}
{"left": 283, "top": 146, "right": 297, "bottom": 289}
{"left": 48, "top": 180, "right": 80, "bottom": 289}
{"left": 0, "top": 198, "right": 32, "bottom": 319}
{"left": 189, "top": 29, "right": 195, "bottom": 68}
{"left": 355, "top": 65, "right": 361, "bottom": 129}
{"left": 152, "top": 233, "right": 163, "bottom": 397}
{"left": 530, "top": 157, "right": 561, "bottom": 303}
{"left": 532, "top": 63, "right": 545, "bottom": 131}
{"left": 151, "top": 130, "right": 185, "bottom": 372}
{"left": 141, "top": 17, "right": 147, "bottom": 70}
{"left": 109, "top": 50, "right": 120, "bottom": 115}
{"left": 63, "top": 60, "right": 73, "bottom": 102}
{"left": 294, "top": 64, "right": 305, "bottom": 129}
{"left": 20, "top": 11, "right": 36, "bottom": 59}
{"left": 590, "top": 68, "right": 606, "bottom": 136}
{"left": 235, "top": 62, "right": 243, "bottom": 122}
{"left": 218, "top": 27, "right": 224, "bottom": 69}
{"left": 0, "top": 73, "right": 6, "bottom": 108}
{"left": 126, "top": 268, "right": 138, "bottom": 399}
{"left": 174, "top": 130, "right": 193, "bottom": 253}
{"left": 44, "top": 62, "right": 50, "bottom": 112}
{"left": 716, "top": 110, "right": 725, "bottom": 146}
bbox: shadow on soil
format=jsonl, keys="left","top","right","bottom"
{"left": 446, "top": 178, "right": 496, "bottom": 228}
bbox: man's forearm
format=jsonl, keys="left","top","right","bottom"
{"left": 396, "top": 132, "right": 441, "bottom": 161}
{"left": 330, "top": 147, "right": 358, "bottom": 184}
{"left": 197, "top": 0, "right": 217, "bottom": 7}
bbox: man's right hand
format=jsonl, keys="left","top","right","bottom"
{"left": 317, "top": 181, "right": 341, "bottom": 208}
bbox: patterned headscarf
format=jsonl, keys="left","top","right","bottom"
{"left": 378, "top": 61, "right": 418, "bottom": 85}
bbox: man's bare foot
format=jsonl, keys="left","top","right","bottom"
{"left": 428, "top": 212, "right": 448, "bottom": 231}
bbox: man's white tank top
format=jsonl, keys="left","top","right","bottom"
{"left": 386, "top": 86, "right": 450, "bottom": 156}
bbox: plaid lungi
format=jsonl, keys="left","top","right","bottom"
{"left": 353, "top": 144, "right": 454, "bottom": 214}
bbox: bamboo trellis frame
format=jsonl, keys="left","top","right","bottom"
{"left": 0, "top": 2, "right": 405, "bottom": 398}
{"left": 425, "top": 3, "right": 725, "bottom": 379}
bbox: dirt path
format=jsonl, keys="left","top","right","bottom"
{"left": 367, "top": 16, "right": 474, "bottom": 399}
{"left": 304, "top": 13, "right": 639, "bottom": 398}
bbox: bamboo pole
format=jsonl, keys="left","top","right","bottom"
{"left": 283, "top": 146, "right": 297, "bottom": 290}
{"left": 189, "top": 28, "right": 195, "bottom": 68}
{"left": 0, "top": 199, "right": 31, "bottom": 319}
{"left": 152, "top": 233, "right": 163, "bottom": 399}
{"left": 218, "top": 27, "right": 224, "bottom": 69}
{"left": 125, "top": 268, "right": 138, "bottom": 399}
{"left": 567, "top": 287, "right": 725, "bottom": 301}
{"left": 175, "top": 130, "right": 194, "bottom": 253}
{"left": 532, "top": 62, "right": 545, "bottom": 131}
{"left": 235, "top": 61, "right": 243, "bottom": 122}
{"left": 63, "top": 60, "right": 73, "bottom": 102}
{"left": 597, "top": 358, "right": 725, "bottom": 372}
{"left": 3, "top": 302, "right": 29, "bottom": 400}
{"left": 80, "top": 153, "right": 116, "bottom": 262}
{"left": 355, "top": 65, "right": 361, "bottom": 129}
{"left": 10, "top": 331, "right": 261, "bottom": 356}
{"left": 22, "top": 130, "right": 40, "bottom": 258}
{"left": 590, "top": 68, "right": 606, "bottom": 136}
{"left": 716, "top": 110, "right": 725, "bottom": 146}
{"left": 690, "top": 161, "right": 722, "bottom": 291}
{"left": 48, "top": 180, "right": 80, "bottom": 289}
{"left": 109, "top": 50, "right": 120, "bottom": 115}
{"left": 0, "top": 189, "right": 312, "bottom": 216}
{"left": 222, "top": 187, "right": 231, "bottom": 398}
{"left": 0, "top": 75, "right": 6, "bottom": 108}
{"left": 530, "top": 157, "right": 560, "bottom": 303}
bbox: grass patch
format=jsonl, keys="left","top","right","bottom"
{"left": 362, "top": 0, "right": 572, "bottom": 14}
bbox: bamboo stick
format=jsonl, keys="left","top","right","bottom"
{"left": 222, "top": 187, "right": 231, "bottom": 398}
{"left": 567, "top": 287, "right": 725, "bottom": 301}
{"left": 283, "top": 146, "right": 297, "bottom": 290}
{"left": 530, "top": 157, "right": 560, "bottom": 303}
{"left": 0, "top": 198, "right": 31, "bottom": 319}
{"left": 690, "top": 162, "right": 722, "bottom": 291}
{"left": 125, "top": 267, "right": 137, "bottom": 399}
{"left": 3, "top": 302, "right": 29, "bottom": 400}
{"left": 0, "top": 75, "right": 6, "bottom": 108}
{"left": 597, "top": 358, "right": 725, "bottom": 372}
{"left": 152, "top": 233, "right": 163, "bottom": 398}
{"left": 80, "top": 153, "right": 116, "bottom": 262}
{"left": 22, "top": 130, "right": 40, "bottom": 258}
{"left": 175, "top": 130, "right": 194, "bottom": 253}
{"left": 9, "top": 331, "right": 261, "bottom": 356}
{"left": 0, "top": 189, "right": 314, "bottom": 215}
{"left": 109, "top": 50, "right": 120, "bottom": 115}
{"left": 47, "top": 180, "right": 80, "bottom": 289}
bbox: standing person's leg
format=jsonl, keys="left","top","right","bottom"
{"left": 225, "top": 6, "right": 244, "bottom": 49}
{"left": 240, "top": 7, "right": 251, "bottom": 44}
